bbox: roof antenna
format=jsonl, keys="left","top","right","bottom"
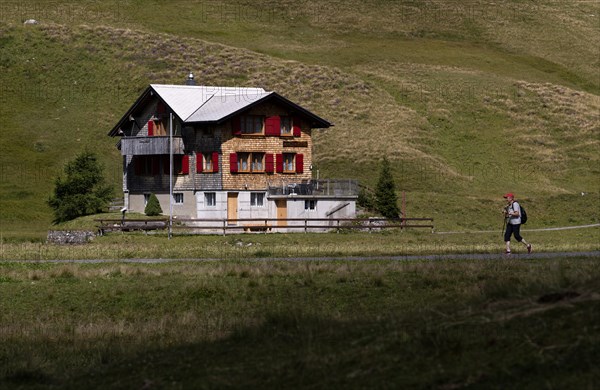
{"left": 186, "top": 71, "right": 196, "bottom": 86}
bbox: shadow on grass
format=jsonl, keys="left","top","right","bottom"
{"left": 7, "top": 300, "right": 594, "bottom": 390}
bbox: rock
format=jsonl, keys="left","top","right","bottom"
{"left": 47, "top": 230, "right": 95, "bottom": 245}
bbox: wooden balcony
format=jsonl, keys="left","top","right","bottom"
{"left": 120, "top": 136, "right": 185, "bottom": 156}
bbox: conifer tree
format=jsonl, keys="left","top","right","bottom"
{"left": 144, "top": 193, "right": 163, "bottom": 216}
{"left": 47, "top": 151, "right": 113, "bottom": 223}
{"left": 375, "top": 157, "right": 400, "bottom": 219}
{"left": 357, "top": 186, "right": 376, "bottom": 212}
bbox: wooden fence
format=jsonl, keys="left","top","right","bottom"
{"left": 95, "top": 217, "right": 434, "bottom": 235}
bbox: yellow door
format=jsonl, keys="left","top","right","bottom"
{"left": 227, "top": 193, "right": 238, "bottom": 224}
{"left": 276, "top": 199, "right": 287, "bottom": 226}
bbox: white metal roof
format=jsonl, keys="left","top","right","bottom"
{"left": 186, "top": 91, "right": 273, "bottom": 122}
{"left": 150, "top": 84, "right": 268, "bottom": 122}
{"left": 109, "top": 84, "right": 332, "bottom": 136}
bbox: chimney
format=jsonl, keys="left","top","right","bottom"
{"left": 186, "top": 71, "right": 196, "bottom": 86}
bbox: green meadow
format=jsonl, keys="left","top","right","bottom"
{"left": 1, "top": 257, "right": 599, "bottom": 388}
{"left": 0, "top": 0, "right": 598, "bottom": 239}
{"left": 0, "top": 1, "right": 599, "bottom": 387}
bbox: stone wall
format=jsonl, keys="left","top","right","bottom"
{"left": 47, "top": 230, "right": 95, "bottom": 245}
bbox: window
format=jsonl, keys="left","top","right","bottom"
{"left": 237, "top": 152, "right": 264, "bottom": 173}
{"left": 251, "top": 193, "right": 265, "bottom": 207}
{"left": 280, "top": 116, "right": 292, "bottom": 136}
{"left": 173, "top": 193, "right": 184, "bottom": 204}
{"left": 205, "top": 192, "right": 216, "bottom": 207}
{"left": 276, "top": 153, "right": 303, "bottom": 174}
{"left": 174, "top": 156, "right": 183, "bottom": 175}
{"left": 237, "top": 152, "right": 250, "bottom": 172}
{"left": 251, "top": 153, "right": 264, "bottom": 172}
{"left": 203, "top": 153, "right": 214, "bottom": 172}
{"left": 134, "top": 156, "right": 160, "bottom": 176}
{"left": 283, "top": 153, "right": 295, "bottom": 173}
{"left": 164, "top": 155, "right": 189, "bottom": 175}
{"left": 305, "top": 200, "right": 317, "bottom": 211}
{"left": 197, "top": 152, "right": 219, "bottom": 173}
{"left": 241, "top": 115, "right": 264, "bottom": 135}
{"left": 155, "top": 119, "right": 168, "bottom": 136}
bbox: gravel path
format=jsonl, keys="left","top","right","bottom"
{"left": 3, "top": 251, "right": 599, "bottom": 264}
{"left": 435, "top": 223, "right": 600, "bottom": 234}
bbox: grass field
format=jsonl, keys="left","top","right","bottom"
{"left": 1, "top": 256, "right": 599, "bottom": 388}
{"left": 2, "top": 227, "right": 599, "bottom": 260}
{"left": 0, "top": 0, "right": 598, "bottom": 240}
{"left": 0, "top": 3, "right": 598, "bottom": 386}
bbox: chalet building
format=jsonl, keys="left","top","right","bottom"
{"left": 109, "top": 76, "right": 358, "bottom": 231}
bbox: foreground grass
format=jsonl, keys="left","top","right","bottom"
{"left": 0, "top": 257, "right": 598, "bottom": 388}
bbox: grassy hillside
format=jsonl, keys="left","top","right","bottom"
{"left": 0, "top": 0, "right": 598, "bottom": 239}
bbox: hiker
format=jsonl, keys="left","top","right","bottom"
{"left": 502, "top": 193, "right": 532, "bottom": 254}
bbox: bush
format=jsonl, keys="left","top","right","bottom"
{"left": 47, "top": 151, "right": 113, "bottom": 223}
{"left": 144, "top": 193, "right": 163, "bottom": 216}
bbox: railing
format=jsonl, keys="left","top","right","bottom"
{"left": 267, "top": 179, "right": 359, "bottom": 197}
{"left": 120, "top": 136, "right": 185, "bottom": 155}
{"left": 95, "top": 217, "right": 433, "bottom": 235}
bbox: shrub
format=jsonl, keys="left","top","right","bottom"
{"left": 144, "top": 193, "right": 163, "bottom": 216}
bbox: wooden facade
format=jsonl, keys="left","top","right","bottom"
{"left": 109, "top": 84, "right": 357, "bottom": 223}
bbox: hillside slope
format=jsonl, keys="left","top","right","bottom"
{"left": 0, "top": 0, "right": 598, "bottom": 238}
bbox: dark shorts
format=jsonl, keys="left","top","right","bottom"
{"left": 504, "top": 223, "right": 523, "bottom": 242}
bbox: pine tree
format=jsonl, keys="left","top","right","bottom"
{"left": 144, "top": 193, "right": 163, "bottom": 216}
{"left": 47, "top": 151, "right": 113, "bottom": 223}
{"left": 375, "top": 157, "right": 400, "bottom": 219}
{"left": 357, "top": 186, "right": 376, "bottom": 212}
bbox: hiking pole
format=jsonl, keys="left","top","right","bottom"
{"left": 501, "top": 206, "right": 508, "bottom": 237}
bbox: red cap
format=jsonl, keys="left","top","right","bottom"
{"left": 503, "top": 193, "right": 514, "bottom": 199}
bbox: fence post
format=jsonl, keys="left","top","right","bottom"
{"left": 402, "top": 191, "right": 406, "bottom": 229}
{"left": 223, "top": 219, "right": 226, "bottom": 236}
{"left": 304, "top": 218, "right": 308, "bottom": 234}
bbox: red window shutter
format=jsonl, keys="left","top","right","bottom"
{"left": 196, "top": 153, "right": 203, "bottom": 173}
{"left": 292, "top": 117, "right": 301, "bottom": 137}
{"left": 182, "top": 155, "right": 190, "bottom": 175}
{"left": 134, "top": 157, "right": 142, "bottom": 175}
{"left": 265, "top": 116, "right": 281, "bottom": 136}
{"left": 276, "top": 154, "right": 283, "bottom": 173}
{"left": 229, "top": 153, "right": 238, "bottom": 173}
{"left": 265, "top": 153, "right": 274, "bottom": 173}
{"left": 147, "top": 120, "right": 154, "bottom": 136}
{"left": 212, "top": 152, "right": 219, "bottom": 173}
{"left": 232, "top": 116, "right": 241, "bottom": 136}
{"left": 296, "top": 154, "right": 304, "bottom": 173}
{"left": 152, "top": 156, "right": 160, "bottom": 175}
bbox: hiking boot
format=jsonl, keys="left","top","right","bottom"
{"left": 527, "top": 244, "right": 532, "bottom": 254}
{"left": 505, "top": 250, "right": 511, "bottom": 255}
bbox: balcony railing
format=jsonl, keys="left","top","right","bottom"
{"left": 120, "top": 136, "right": 185, "bottom": 155}
{"left": 267, "top": 179, "right": 359, "bottom": 197}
